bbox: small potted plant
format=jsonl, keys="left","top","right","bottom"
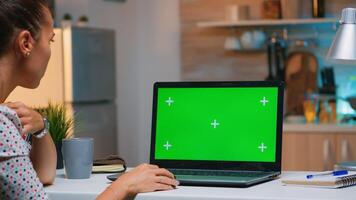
{"left": 61, "top": 13, "right": 72, "bottom": 28}
{"left": 35, "top": 102, "right": 75, "bottom": 169}
{"left": 77, "top": 15, "right": 89, "bottom": 27}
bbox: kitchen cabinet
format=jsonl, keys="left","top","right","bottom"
{"left": 335, "top": 133, "right": 356, "bottom": 163}
{"left": 282, "top": 132, "right": 335, "bottom": 171}
{"left": 282, "top": 128, "right": 356, "bottom": 171}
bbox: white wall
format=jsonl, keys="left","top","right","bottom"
{"left": 56, "top": 0, "right": 181, "bottom": 166}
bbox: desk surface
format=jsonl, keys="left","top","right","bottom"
{"left": 45, "top": 170, "right": 356, "bottom": 200}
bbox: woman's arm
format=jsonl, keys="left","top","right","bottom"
{"left": 5, "top": 102, "right": 57, "bottom": 185}
{"left": 30, "top": 133, "right": 57, "bottom": 185}
{"left": 96, "top": 183, "right": 128, "bottom": 200}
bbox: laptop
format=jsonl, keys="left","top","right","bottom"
{"left": 150, "top": 81, "right": 284, "bottom": 187}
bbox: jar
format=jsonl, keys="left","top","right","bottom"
{"left": 318, "top": 98, "right": 337, "bottom": 124}
{"left": 261, "top": 0, "right": 282, "bottom": 19}
{"left": 319, "top": 101, "right": 329, "bottom": 123}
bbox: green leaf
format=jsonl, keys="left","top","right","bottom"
{"left": 34, "top": 102, "right": 76, "bottom": 143}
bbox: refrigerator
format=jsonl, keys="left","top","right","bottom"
{"left": 7, "top": 27, "right": 118, "bottom": 159}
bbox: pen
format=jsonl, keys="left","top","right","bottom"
{"left": 306, "top": 170, "right": 348, "bottom": 179}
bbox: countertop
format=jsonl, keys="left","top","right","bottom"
{"left": 283, "top": 122, "right": 356, "bottom": 133}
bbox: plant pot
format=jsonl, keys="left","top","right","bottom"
{"left": 61, "top": 20, "right": 72, "bottom": 28}
{"left": 55, "top": 141, "right": 64, "bottom": 169}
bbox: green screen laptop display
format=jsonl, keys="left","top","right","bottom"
{"left": 154, "top": 87, "right": 278, "bottom": 162}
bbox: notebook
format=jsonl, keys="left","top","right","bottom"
{"left": 92, "top": 164, "right": 125, "bottom": 173}
{"left": 149, "top": 81, "right": 284, "bottom": 187}
{"left": 282, "top": 172, "right": 356, "bottom": 188}
{"left": 92, "top": 155, "right": 126, "bottom": 173}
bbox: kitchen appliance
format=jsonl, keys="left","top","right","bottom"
{"left": 7, "top": 27, "right": 118, "bottom": 159}
{"left": 320, "top": 67, "right": 336, "bottom": 95}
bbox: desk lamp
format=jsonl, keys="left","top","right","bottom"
{"left": 327, "top": 8, "right": 356, "bottom": 170}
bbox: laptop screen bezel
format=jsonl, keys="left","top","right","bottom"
{"left": 150, "top": 81, "right": 284, "bottom": 172}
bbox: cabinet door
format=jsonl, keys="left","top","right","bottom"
{"left": 282, "top": 132, "right": 336, "bottom": 171}
{"left": 336, "top": 133, "right": 356, "bottom": 163}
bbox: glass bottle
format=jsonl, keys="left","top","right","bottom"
{"left": 319, "top": 101, "right": 329, "bottom": 123}
{"left": 312, "top": 0, "right": 325, "bottom": 18}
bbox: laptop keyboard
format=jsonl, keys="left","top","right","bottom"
{"left": 169, "top": 169, "right": 270, "bottom": 178}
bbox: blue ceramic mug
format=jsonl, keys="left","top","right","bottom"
{"left": 62, "top": 138, "right": 94, "bottom": 179}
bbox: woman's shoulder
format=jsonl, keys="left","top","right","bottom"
{"left": 0, "top": 105, "right": 22, "bottom": 130}
{"left": 0, "top": 105, "right": 30, "bottom": 157}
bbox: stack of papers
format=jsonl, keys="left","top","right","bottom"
{"left": 282, "top": 171, "right": 356, "bottom": 188}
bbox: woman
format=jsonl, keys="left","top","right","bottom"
{"left": 0, "top": 0, "right": 178, "bottom": 199}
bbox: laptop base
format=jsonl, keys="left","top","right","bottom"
{"left": 175, "top": 171, "right": 279, "bottom": 187}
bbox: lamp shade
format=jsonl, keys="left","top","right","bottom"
{"left": 327, "top": 8, "right": 356, "bottom": 61}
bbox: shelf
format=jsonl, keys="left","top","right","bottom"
{"left": 228, "top": 48, "right": 266, "bottom": 53}
{"left": 197, "top": 18, "right": 337, "bottom": 28}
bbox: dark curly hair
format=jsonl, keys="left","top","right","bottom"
{"left": 0, "top": 0, "right": 49, "bottom": 56}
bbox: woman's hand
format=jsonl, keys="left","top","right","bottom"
{"left": 110, "top": 163, "right": 179, "bottom": 198}
{"left": 4, "top": 101, "right": 44, "bottom": 136}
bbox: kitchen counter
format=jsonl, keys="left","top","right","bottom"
{"left": 283, "top": 122, "right": 356, "bottom": 133}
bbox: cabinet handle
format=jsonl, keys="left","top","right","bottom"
{"left": 323, "top": 139, "right": 331, "bottom": 170}
{"left": 341, "top": 139, "right": 349, "bottom": 162}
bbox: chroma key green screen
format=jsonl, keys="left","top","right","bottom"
{"left": 154, "top": 87, "right": 278, "bottom": 162}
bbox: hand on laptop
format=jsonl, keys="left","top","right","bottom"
{"left": 108, "top": 163, "right": 179, "bottom": 198}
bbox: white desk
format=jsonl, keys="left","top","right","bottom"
{"left": 45, "top": 170, "right": 356, "bottom": 200}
